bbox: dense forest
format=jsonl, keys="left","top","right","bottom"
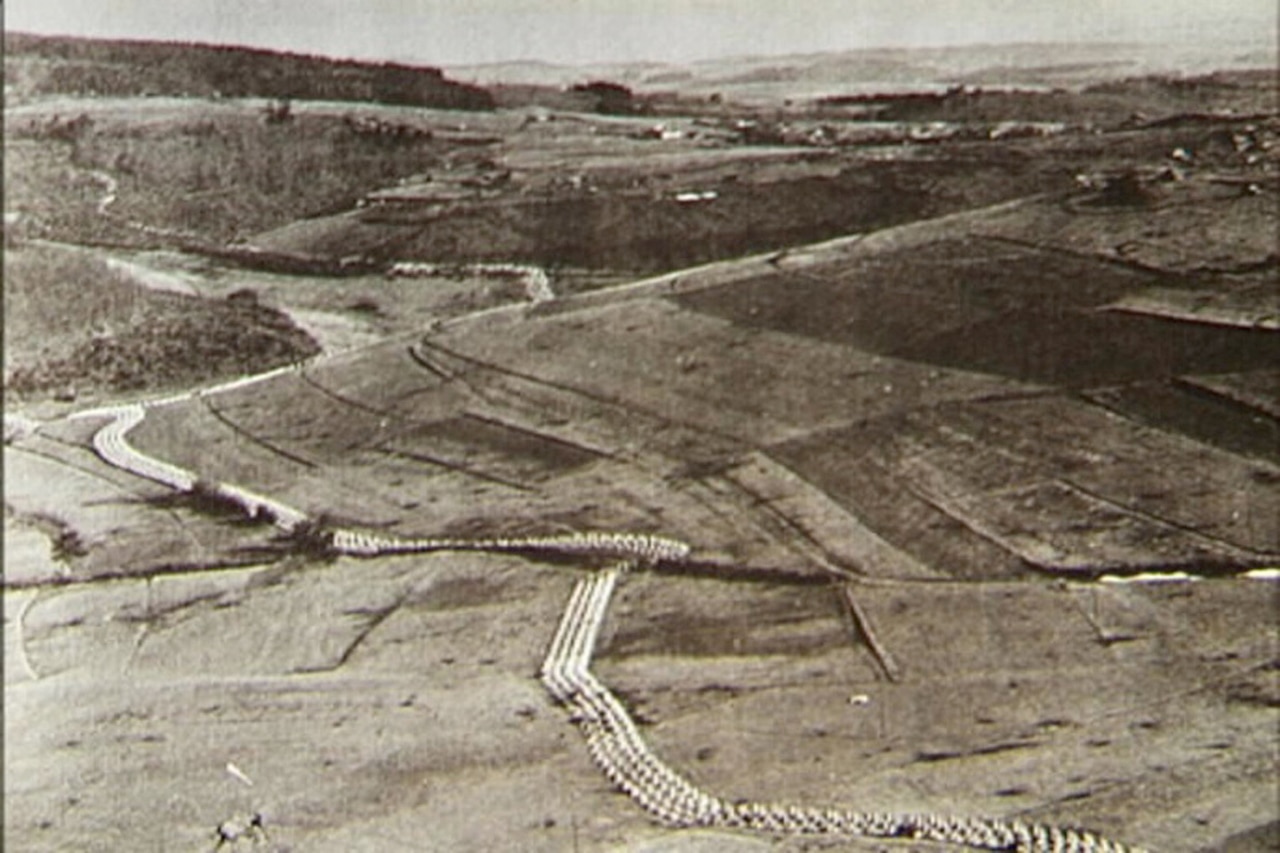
{"left": 4, "top": 32, "right": 495, "bottom": 110}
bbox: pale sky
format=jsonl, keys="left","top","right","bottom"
{"left": 5, "top": 0, "right": 1277, "bottom": 66}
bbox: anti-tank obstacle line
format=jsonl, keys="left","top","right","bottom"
{"left": 542, "top": 565, "right": 728, "bottom": 828}
{"left": 84, "top": 405, "right": 306, "bottom": 531}
{"left": 81, "top": 401, "right": 1148, "bottom": 852}
{"left": 540, "top": 578, "right": 592, "bottom": 704}
{"left": 537, "top": 569, "right": 1148, "bottom": 852}
{"left": 329, "top": 529, "right": 691, "bottom": 564}
{"left": 91, "top": 405, "right": 195, "bottom": 492}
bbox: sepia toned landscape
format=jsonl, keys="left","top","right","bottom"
{"left": 4, "top": 19, "right": 1278, "bottom": 853}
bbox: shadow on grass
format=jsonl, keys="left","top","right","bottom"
{"left": 130, "top": 480, "right": 276, "bottom": 527}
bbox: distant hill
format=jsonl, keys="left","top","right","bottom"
{"left": 3, "top": 32, "right": 495, "bottom": 110}
{"left": 448, "top": 39, "right": 1278, "bottom": 104}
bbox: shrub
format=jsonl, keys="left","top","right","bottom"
{"left": 347, "top": 297, "right": 381, "bottom": 314}
{"left": 185, "top": 479, "right": 252, "bottom": 518}
{"left": 226, "top": 288, "right": 260, "bottom": 306}
{"left": 27, "top": 512, "right": 89, "bottom": 561}
{"left": 283, "top": 516, "right": 337, "bottom": 558}
{"left": 52, "top": 526, "right": 89, "bottom": 561}
{"left": 262, "top": 98, "right": 294, "bottom": 125}
{"left": 1095, "top": 171, "right": 1152, "bottom": 207}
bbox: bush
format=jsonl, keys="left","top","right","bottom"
{"left": 1095, "top": 171, "right": 1152, "bottom": 207}
{"left": 571, "top": 81, "right": 637, "bottom": 115}
{"left": 262, "top": 98, "right": 294, "bottom": 125}
{"left": 184, "top": 479, "right": 250, "bottom": 518}
{"left": 226, "top": 288, "right": 260, "bottom": 306}
{"left": 52, "top": 526, "right": 89, "bottom": 561}
{"left": 347, "top": 297, "right": 381, "bottom": 314}
{"left": 282, "top": 516, "right": 337, "bottom": 558}
{"left": 27, "top": 512, "right": 89, "bottom": 561}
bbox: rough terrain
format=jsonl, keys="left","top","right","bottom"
{"left": 5, "top": 34, "right": 1278, "bottom": 853}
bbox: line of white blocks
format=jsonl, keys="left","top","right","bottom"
{"left": 330, "top": 529, "right": 691, "bottom": 565}
{"left": 541, "top": 566, "right": 727, "bottom": 828}
{"left": 88, "top": 404, "right": 304, "bottom": 531}
{"left": 538, "top": 567, "right": 1146, "bottom": 853}
{"left": 85, "top": 404, "right": 694, "bottom": 551}
{"left": 81, "top": 401, "right": 1147, "bottom": 852}
{"left": 91, "top": 405, "right": 195, "bottom": 492}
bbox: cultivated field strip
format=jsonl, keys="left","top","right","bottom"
{"left": 78, "top": 397, "right": 1148, "bottom": 852}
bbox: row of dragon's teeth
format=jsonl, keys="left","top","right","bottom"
{"left": 86, "top": 398, "right": 1146, "bottom": 853}
{"left": 537, "top": 568, "right": 1147, "bottom": 853}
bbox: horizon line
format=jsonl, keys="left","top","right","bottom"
{"left": 8, "top": 28, "right": 1276, "bottom": 74}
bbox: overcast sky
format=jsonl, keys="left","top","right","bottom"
{"left": 6, "top": 0, "right": 1277, "bottom": 66}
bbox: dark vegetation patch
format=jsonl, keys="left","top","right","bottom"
{"left": 275, "top": 517, "right": 338, "bottom": 561}
{"left": 570, "top": 81, "right": 643, "bottom": 115}
{"left": 340, "top": 156, "right": 1078, "bottom": 274}
{"left": 4, "top": 31, "right": 492, "bottom": 109}
{"left": 140, "top": 479, "right": 276, "bottom": 526}
{"left": 1086, "top": 383, "right": 1280, "bottom": 465}
{"left": 24, "top": 512, "right": 90, "bottom": 561}
{"left": 674, "top": 238, "right": 1280, "bottom": 387}
{"left": 3, "top": 243, "right": 319, "bottom": 401}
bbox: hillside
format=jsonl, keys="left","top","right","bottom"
{"left": 6, "top": 173, "right": 1276, "bottom": 852}
{"left": 5, "top": 34, "right": 1273, "bottom": 282}
{"left": 4, "top": 31, "right": 1278, "bottom": 853}
{"left": 246, "top": 72, "right": 1277, "bottom": 277}
{"left": 4, "top": 98, "right": 460, "bottom": 245}
{"left": 3, "top": 32, "right": 494, "bottom": 110}
{"left": 448, "top": 39, "right": 1279, "bottom": 103}
{"left": 3, "top": 242, "right": 319, "bottom": 403}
